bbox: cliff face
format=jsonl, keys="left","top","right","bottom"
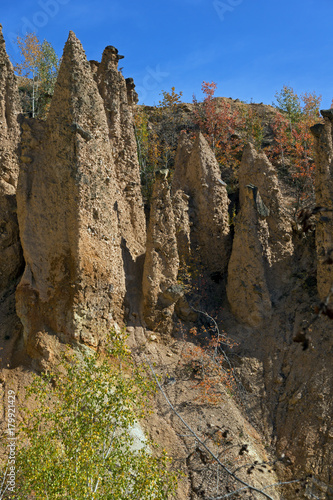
{"left": 15, "top": 32, "right": 144, "bottom": 362}
{"left": 0, "top": 27, "right": 332, "bottom": 499}
{"left": 0, "top": 25, "right": 23, "bottom": 300}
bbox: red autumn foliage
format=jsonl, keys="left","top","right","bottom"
{"left": 193, "top": 82, "right": 245, "bottom": 173}
{"left": 266, "top": 88, "right": 324, "bottom": 208}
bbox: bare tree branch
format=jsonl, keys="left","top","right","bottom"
{"left": 144, "top": 354, "right": 275, "bottom": 500}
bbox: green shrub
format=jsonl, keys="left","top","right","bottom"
{"left": 2, "top": 330, "right": 178, "bottom": 499}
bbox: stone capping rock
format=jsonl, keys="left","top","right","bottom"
{"left": 311, "top": 110, "right": 333, "bottom": 301}
{"left": 16, "top": 31, "right": 127, "bottom": 360}
{"left": 95, "top": 44, "right": 146, "bottom": 259}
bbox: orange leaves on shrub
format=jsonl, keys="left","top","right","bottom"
{"left": 178, "top": 324, "right": 236, "bottom": 406}
{"left": 267, "top": 87, "right": 323, "bottom": 207}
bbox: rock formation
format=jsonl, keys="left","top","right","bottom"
{"left": 171, "top": 131, "right": 193, "bottom": 267}
{"left": 171, "top": 132, "right": 230, "bottom": 275}
{"left": 0, "top": 24, "right": 332, "bottom": 498}
{"left": 239, "top": 143, "right": 294, "bottom": 287}
{"left": 227, "top": 144, "right": 293, "bottom": 326}
{"left": 311, "top": 110, "right": 333, "bottom": 301}
{"left": 0, "top": 24, "right": 23, "bottom": 301}
{"left": 15, "top": 32, "right": 140, "bottom": 360}
{"left": 94, "top": 46, "right": 146, "bottom": 259}
{"left": 142, "top": 174, "right": 180, "bottom": 334}
{"left": 227, "top": 183, "right": 272, "bottom": 326}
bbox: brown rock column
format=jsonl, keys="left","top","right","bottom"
{"left": 239, "top": 144, "right": 294, "bottom": 289}
{"left": 0, "top": 24, "right": 23, "bottom": 299}
{"left": 171, "top": 132, "right": 230, "bottom": 275}
{"left": 227, "top": 184, "right": 272, "bottom": 327}
{"left": 227, "top": 144, "right": 293, "bottom": 326}
{"left": 16, "top": 32, "right": 126, "bottom": 358}
{"left": 311, "top": 110, "right": 333, "bottom": 301}
{"left": 142, "top": 174, "right": 180, "bottom": 334}
{"left": 95, "top": 46, "right": 146, "bottom": 259}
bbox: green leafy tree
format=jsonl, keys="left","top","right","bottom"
{"left": 8, "top": 330, "right": 177, "bottom": 499}
{"left": 37, "top": 40, "right": 59, "bottom": 117}
{"left": 134, "top": 87, "right": 186, "bottom": 205}
{"left": 273, "top": 85, "right": 302, "bottom": 124}
{"left": 269, "top": 86, "right": 323, "bottom": 211}
{"left": 134, "top": 108, "right": 160, "bottom": 204}
{"left": 156, "top": 87, "right": 184, "bottom": 170}
{"left": 15, "top": 33, "right": 59, "bottom": 118}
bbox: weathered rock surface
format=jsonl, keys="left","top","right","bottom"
{"left": 0, "top": 24, "right": 23, "bottom": 362}
{"left": 171, "top": 132, "right": 230, "bottom": 275}
{"left": 142, "top": 174, "right": 180, "bottom": 334}
{"left": 16, "top": 32, "right": 129, "bottom": 360}
{"left": 227, "top": 184, "right": 272, "bottom": 326}
{"left": 171, "top": 132, "right": 193, "bottom": 267}
{"left": 0, "top": 24, "right": 23, "bottom": 300}
{"left": 239, "top": 144, "right": 294, "bottom": 289}
{"left": 95, "top": 46, "right": 146, "bottom": 259}
{"left": 311, "top": 111, "right": 333, "bottom": 301}
{"left": 227, "top": 144, "right": 293, "bottom": 326}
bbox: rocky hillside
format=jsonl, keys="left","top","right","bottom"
{"left": 0, "top": 24, "right": 332, "bottom": 499}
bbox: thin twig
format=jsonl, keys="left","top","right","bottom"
{"left": 209, "top": 478, "right": 303, "bottom": 499}
{"left": 144, "top": 354, "right": 275, "bottom": 500}
{"left": 189, "top": 306, "right": 248, "bottom": 407}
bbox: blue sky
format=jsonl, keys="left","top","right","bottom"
{"left": 1, "top": 0, "right": 332, "bottom": 108}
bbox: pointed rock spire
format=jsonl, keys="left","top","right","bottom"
{"left": 95, "top": 45, "right": 146, "bottom": 259}
{"left": 311, "top": 111, "right": 333, "bottom": 301}
{"left": 227, "top": 144, "right": 293, "bottom": 326}
{"left": 142, "top": 175, "right": 180, "bottom": 334}
{"left": 16, "top": 32, "right": 126, "bottom": 361}
{"left": 227, "top": 184, "right": 272, "bottom": 327}
{"left": 172, "top": 132, "right": 231, "bottom": 274}
{"left": 0, "top": 25, "right": 23, "bottom": 306}
{"left": 239, "top": 144, "right": 293, "bottom": 286}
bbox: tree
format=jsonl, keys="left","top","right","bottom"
{"left": 7, "top": 330, "right": 178, "bottom": 499}
{"left": 156, "top": 87, "right": 184, "bottom": 170}
{"left": 134, "top": 87, "right": 187, "bottom": 205}
{"left": 14, "top": 33, "right": 59, "bottom": 118}
{"left": 158, "top": 87, "right": 183, "bottom": 107}
{"left": 268, "top": 86, "right": 323, "bottom": 211}
{"left": 15, "top": 33, "right": 41, "bottom": 118}
{"left": 273, "top": 85, "right": 302, "bottom": 124}
{"left": 134, "top": 107, "right": 160, "bottom": 204}
{"left": 37, "top": 40, "right": 59, "bottom": 117}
